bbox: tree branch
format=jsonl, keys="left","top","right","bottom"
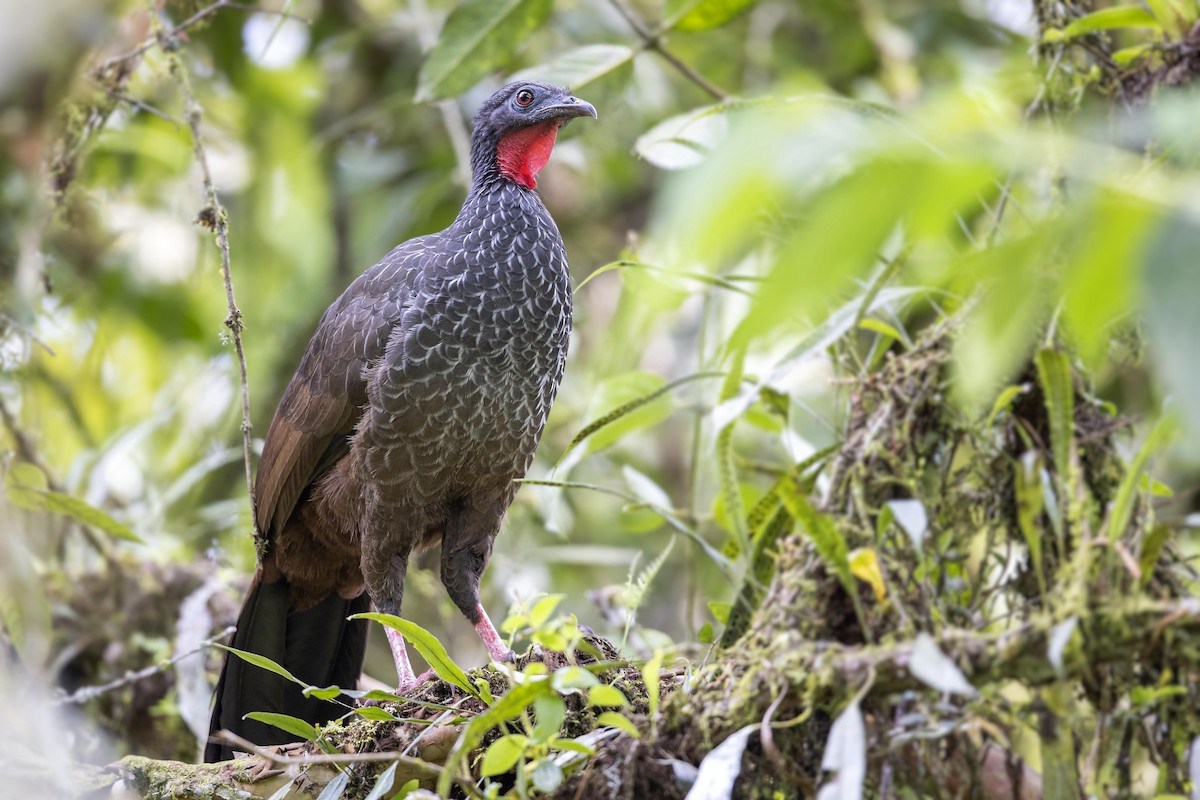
{"left": 606, "top": 0, "right": 730, "bottom": 102}
{"left": 152, "top": 23, "right": 258, "bottom": 526}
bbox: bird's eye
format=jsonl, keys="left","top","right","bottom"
{"left": 515, "top": 89, "right": 534, "bottom": 107}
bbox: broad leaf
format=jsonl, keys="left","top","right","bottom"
{"left": 481, "top": 734, "right": 528, "bottom": 776}
{"left": 667, "top": 0, "right": 758, "bottom": 31}
{"left": 636, "top": 104, "right": 732, "bottom": 170}
{"left": 510, "top": 44, "right": 634, "bottom": 90}
{"left": 351, "top": 613, "right": 479, "bottom": 699}
{"left": 908, "top": 634, "right": 976, "bottom": 697}
{"left": 7, "top": 465, "right": 142, "bottom": 543}
{"left": 587, "top": 685, "right": 629, "bottom": 707}
{"left": 596, "top": 711, "right": 641, "bottom": 739}
{"left": 1044, "top": 6, "right": 1158, "bottom": 41}
{"left": 416, "top": 0, "right": 552, "bottom": 102}
{"left": 820, "top": 702, "right": 866, "bottom": 799}
{"left": 315, "top": 771, "right": 350, "bottom": 800}
{"left": 684, "top": 725, "right": 754, "bottom": 799}
{"left": 437, "top": 681, "right": 554, "bottom": 796}
{"left": 362, "top": 763, "right": 397, "bottom": 800}
{"left": 243, "top": 712, "right": 319, "bottom": 741}
{"left": 216, "top": 645, "right": 305, "bottom": 687}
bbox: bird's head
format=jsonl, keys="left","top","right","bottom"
{"left": 470, "top": 82, "right": 597, "bottom": 190}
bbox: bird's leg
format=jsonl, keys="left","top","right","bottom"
{"left": 363, "top": 541, "right": 433, "bottom": 691}
{"left": 441, "top": 508, "right": 515, "bottom": 663}
{"left": 471, "top": 602, "right": 513, "bottom": 663}
{"left": 385, "top": 628, "right": 435, "bottom": 691}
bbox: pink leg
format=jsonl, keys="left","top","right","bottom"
{"left": 386, "top": 628, "right": 435, "bottom": 691}
{"left": 473, "top": 603, "right": 515, "bottom": 663}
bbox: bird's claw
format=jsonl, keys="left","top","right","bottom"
{"left": 396, "top": 668, "right": 437, "bottom": 693}
{"left": 492, "top": 648, "right": 517, "bottom": 664}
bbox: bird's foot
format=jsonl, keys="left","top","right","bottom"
{"left": 492, "top": 648, "right": 517, "bottom": 664}
{"left": 396, "top": 668, "right": 437, "bottom": 694}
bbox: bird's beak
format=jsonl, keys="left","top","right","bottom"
{"left": 541, "top": 96, "right": 598, "bottom": 121}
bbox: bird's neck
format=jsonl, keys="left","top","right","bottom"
{"left": 469, "top": 122, "right": 563, "bottom": 192}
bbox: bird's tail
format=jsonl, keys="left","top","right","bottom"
{"left": 205, "top": 572, "right": 371, "bottom": 762}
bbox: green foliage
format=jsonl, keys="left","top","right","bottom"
{"left": 5, "top": 0, "right": 1200, "bottom": 794}
{"left": 352, "top": 613, "right": 482, "bottom": 700}
{"left": 242, "top": 711, "right": 319, "bottom": 742}
{"left": 417, "top": 0, "right": 553, "bottom": 101}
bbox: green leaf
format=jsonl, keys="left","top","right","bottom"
{"left": 588, "top": 685, "right": 629, "bottom": 707}
{"left": 857, "top": 317, "right": 904, "bottom": 343}
{"left": 352, "top": 706, "right": 399, "bottom": 722}
{"left": 643, "top": 651, "right": 664, "bottom": 722}
{"left": 596, "top": 711, "right": 641, "bottom": 739}
{"left": 549, "top": 736, "right": 596, "bottom": 755}
{"left": 562, "top": 371, "right": 723, "bottom": 460}
{"left": 1015, "top": 453, "right": 1047, "bottom": 597}
{"left": 362, "top": 763, "right": 397, "bottom": 800}
{"left": 481, "top": 733, "right": 529, "bottom": 777}
{"left": 532, "top": 694, "right": 567, "bottom": 742}
{"left": 1061, "top": 191, "right": 1153, "bottom": 366}
{"left": 351, "top": 613, "right": 480, "bottom": 699}
{"left": 716, "top": 353, "right": 749, "bottom": 557}
{"left": 728, "top": 162, "right": 909, "bottom": 353}
{"left": 667, "top": 0, "right": 759, "bottom": 30}
{"left": 215, "top": 644, "right": 305, "bottom": 687}
{"left": 635, "top": 103, "right": 733, "bottom": 170}
{"left": 532, "top": 759, "right": 564, "bottom": 793}
{"left": 1146, "top": 0, "right": 1198, "bottom": 37}
{"left": 243, "top": 712, "right": 319, "bottom": 742}
{"left": 316, "top": 771, "right": 350, "bottom": 800}
{"left": 528, "top": 594, "right": 565, "bottom": 628}
{"left": 1105, "top": 416, "right": 1174, "bottom": 542}
{"left": 1140, "top": 474, "right": 1174, "bottom": 497}
{"left": 707, "top": 602, "right": 731, "bottom": 624}
{"left": 303, "top": 685, "right": 348, "bottom": 701}
{"left": 416, "top": 0, "right": 553, "bottom": 102}
{"left": 698, "top": 622, "right": 714, "bottom": 644}
{"left": 6, "top": 466, "right": 143, "bottom": 543}
{"left": 510, "top": 44, "right": 635, "bottom": 90}
{"left": 1049, "top": 6, "right": 1159, "bottom": 41}
{"left": 567, "top": 371, "right": 673, "bottom": 459}
{"left": 1139, "top": 524, "right": 1172, "bottom": 587}
{"left": 1143, "top": 215, "right": 1200, "bottom": 441}
{"left": 552, "top": 666, "right": 600, "bottom": 690}
{"left": 1035, "top": 349, "right": 1076, "bottom": 480}
{"left": 437, "top": 681, "right": 553, "bottom": 795}
{"left": 986, "top": 384, "right": 1029, "bottom": 428}
{"left": 953, "top": 233, "right": 1053, "bottom": 412}
{"left": 776, "top": 479, "right": 854, "bottom": 598}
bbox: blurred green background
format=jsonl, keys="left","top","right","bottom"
{"left": 2, "top": 0, "right": 1200, "bottom": 781}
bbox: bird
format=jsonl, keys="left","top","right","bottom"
{"left": 205, "top": 82, "right": 596, "bottom": 762}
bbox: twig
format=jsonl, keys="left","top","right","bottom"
{"left": 93, "top": 0, "right": 234, "bottom": 77}
{"left": 606, "top": 0, "right": 730, "bottom": 101}
{"left": 56, "top": 626, "right": 235, "bottom": 705}
{"left": 155, "top": 32, "right": 257, "bottom": 521}
{"left": 186, "top": 104, "right": 256, "bottom": 515}
{"left": 212, "top": 731, "right": 444, "bottom": 772}
{"left": 0, "top": 313, "right": 56, "bottom": 356}
{"left": 93, "top": 1, "right": 311, "bottom": 78}
{"left": 99, "top": 85, "right": 179, "bottom": 126}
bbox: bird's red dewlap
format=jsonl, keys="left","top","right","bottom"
{"left": 497, "top": 120, "right": 563, "bottom": 189}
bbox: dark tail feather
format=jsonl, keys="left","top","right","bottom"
{"left": 205, "top": 573, "right": 371, "bottom": 762}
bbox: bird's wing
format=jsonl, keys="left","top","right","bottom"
{"left": 254, "top": 247, "right": 424, "bottom": 540}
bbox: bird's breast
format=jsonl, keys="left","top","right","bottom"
{"left": 356, "top": 209, "right": 571, "bottom": 500}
